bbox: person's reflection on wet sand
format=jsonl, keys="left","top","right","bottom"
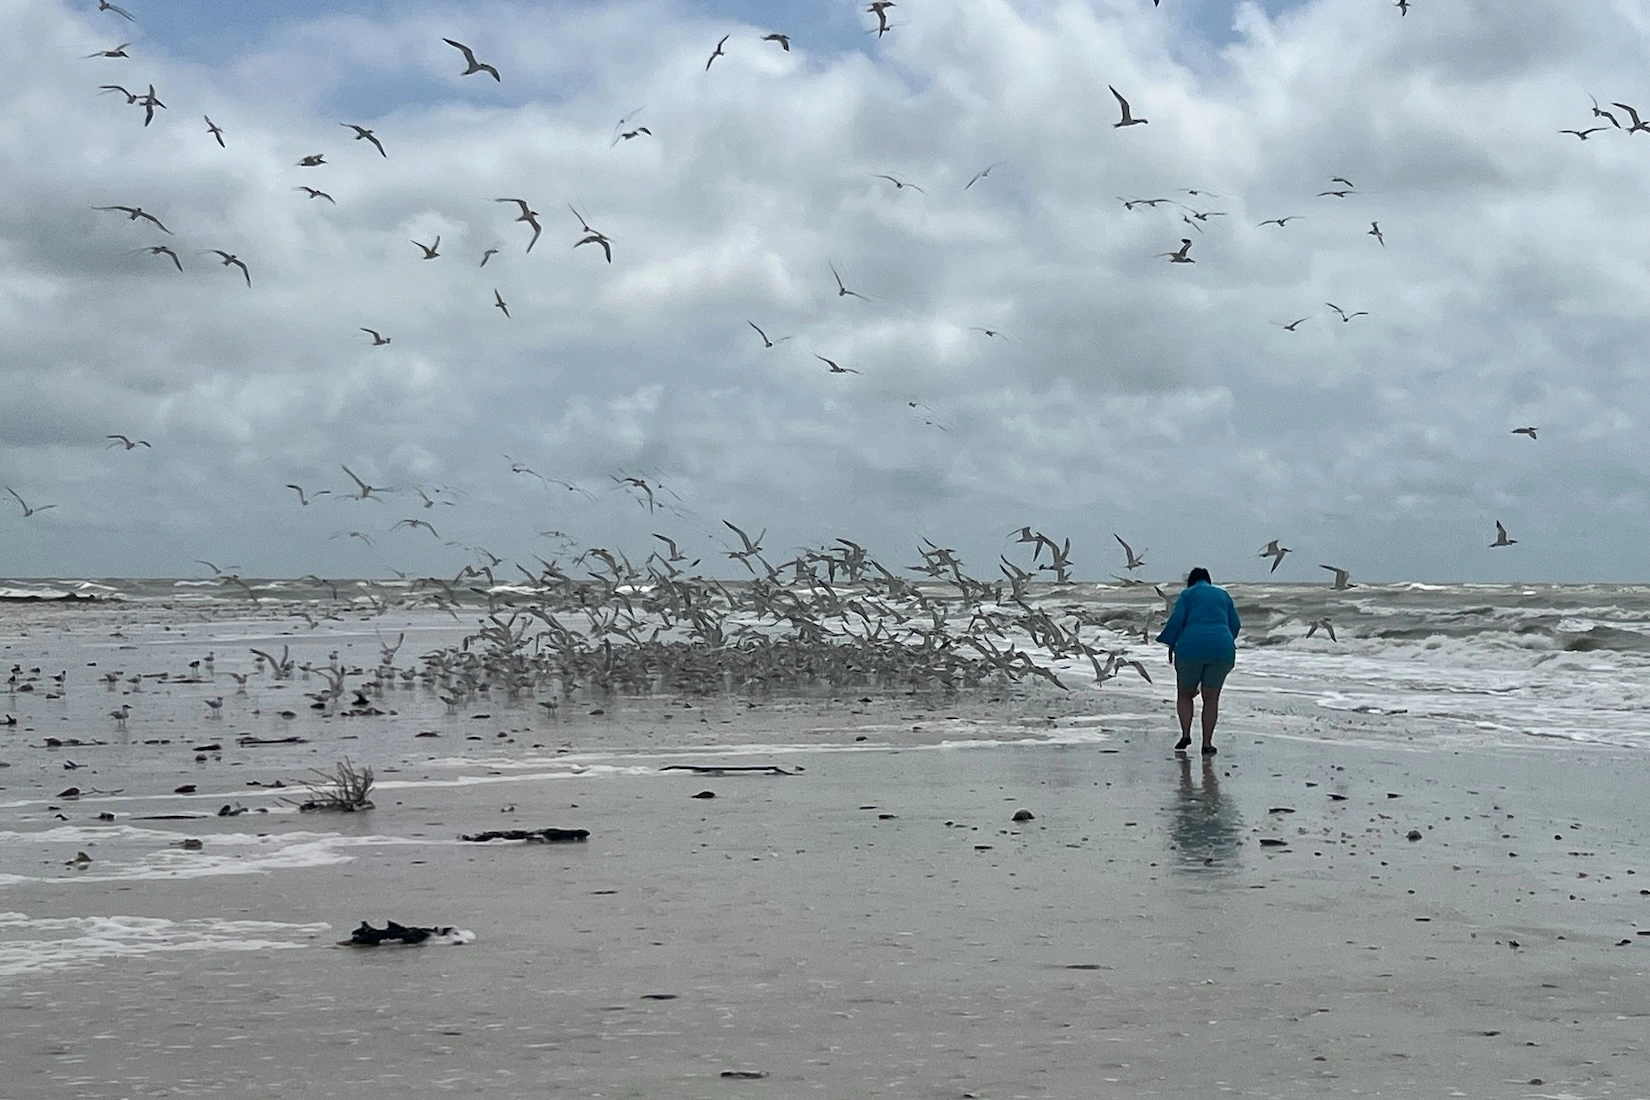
{"left": 1167, "top": 754, "right": 1243, "bottom": 870}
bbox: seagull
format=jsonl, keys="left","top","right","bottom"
{"left": 493, "top": 289, "right": 510, "bottom": 318}
{"left": 1612, "top": 102, "right": 1650, "bottom": 134}
{"left": 815, "top": 354, "right": 859, "bottom": 375}
{"left": 136, "top": 84, "right": 163, "bottom": 125}
{"left": 964, "top": 161, "right": 1003, "bottom": 190}
{"left": 1560, "top": 127, "right": 1607, "bottom": 140}
{"left": 208, "top": 251, "right": 251, "bottom": 287}
{"left": 285, "top": 484, "right": 331, "bottom": 506}
{"left": 868, "top": 1, "right": 895, "bottom": 37}
{"left": 1109, "top": 85, "right": 1147, "bottom": 127}
{"left": 1588, "top": 94, "right": 1621, "bottom": 128}
{"left": 1324, "top": 302, "right": 1368, "bottom": 322}
{"left": 1490, "top": 520, "right": 1518, "bottom": 548}
{"left": 412, "top": 236, "right": 441, "bottom": 260}
{"left": 873, "top": 174, "right": 925, "bottom": 194}
{"left": 295, "top": 186, "right": 335, "bottom": 203}
{"left": 1114, "top": 534, "right": 1146, "bottom": 570}
{"left": 5, "top": 488, "right": 56, "bottom": 518}
{"left": 567, "top": 204, "right": 598, "bottom": 234}
{"left": 109, "top": 703, "right": 131, "bottom": 727}
{"left": 575, "top": 232, "right": 612, "bottom": 263}
{"left": 1320, "top": 564, "right": 1355, "bottom": 590}
{"left": 137, "top": 244, "right": 182, "bottom": 271}
{"left": 98, "top": 84, "right": 139, "bottom": 103}
{"left": 106, "top": 434, "right": 151, "bottom": 450}
{"left": 341, "top": 123, "right": 386, "bottom": 156}
{"left": 1258, "top": 216, "right": 1301, "bottom": 227}
{"left": 1305, "top": 618, "right": 1337, "bottom": 641}
{"left": 1318, "top": 189, "right": 1355, "bottom": 198}
{"left": 296, "top": 154, "right": 325, "bottom": 167}
{"left": 748, "top": 321, "right": 776, "bottom": 348}
{"left": 341, "top": 465, "right": 387, "bottom": 501}
{"left": 1156, "top": 238, "right": 1194, "bottom": 263}
{"left": 99, "top": 0, "right": 136, "bottom": 20}
{"left": 204, "top": 115, "right": 225, "bottom": 146}
{"left": 1119, "top": 196, "right": 1172, "bottom": 210}
{"left": 1329, "top": 176, "right": 1356, "bottom": 188}
{"left": 393, "top": 518, "right": 441, "bottom": 539}
{"left": 1368, "top": 221, "right": 1384, "bottom": 246}
{"left": 94, "top": 205, "right": 170, "bottom": 233}
{"left": 495, "top": 198, "right": 542, "bottom": 252}
{"left": 85, "top": 43, "right": 130, "bottom": 58}
{"left": 762, "top": 33, "right": 791, "bottom": 51}
{"left": 443, "top": 38, "right": 500, "bottom": 81}
{"left": 360, "top": 328, "right": 391, "bottom": 346}
{"left": 479, "top": 247, "right": 499, "bottom": 267}
{"left": 1272, "top": 317, "right": 1309, "bottom": 331}
{"left": 1511, "top": 426, "right": 1538, "bottom": 440}
{"left": 1258, "top": 539, "right": 1291, "bottom": 572}
{"left": 830, "top": 262, "right": 869, "bottom": 300}
{"left": 706, "top": 34, "right": 730, "bottom": 70}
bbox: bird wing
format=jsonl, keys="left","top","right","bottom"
{"left": 1108, "top": 85, "right": 1130, "bottom": 115}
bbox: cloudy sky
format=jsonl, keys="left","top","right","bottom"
{"left": 3, "top": 0, "right": 1648, "bottom": 583}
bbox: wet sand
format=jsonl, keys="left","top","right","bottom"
{"left": 3, "top": 610, "right": 1650, "bottom": 1097}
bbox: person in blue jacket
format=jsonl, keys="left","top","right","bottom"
{"left": 1155, "top": 567, "right": 1241, "bottom": 755}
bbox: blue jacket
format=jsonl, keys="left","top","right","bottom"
{"left": 1156, "top": 580, "right": 1240, "bottom": 663}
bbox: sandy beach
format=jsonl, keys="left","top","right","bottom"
{"left": 3, "top": 601, "right": 1648, "bottom": 1099}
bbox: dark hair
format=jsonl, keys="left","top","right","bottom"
{"left": 1186, "top": 567, "right": 1212, "bottom": 587}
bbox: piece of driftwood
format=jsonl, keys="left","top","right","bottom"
{"left": 459, "top": 827, "right": 589, "bottom": 843}
{"left": 340, "top": 920, "right": 472, "bottom": 947}
{"left": 238, "top": 735, "right": 308, "bottom": 746}
{"left": 659, "top": 765, "right": 799, "bottom": 776}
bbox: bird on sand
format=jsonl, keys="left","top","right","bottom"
{"left": 94, "top": 205, "right": 170, "bottom": 233}
{"left": 1325, "top": 302, "right": 1368, "bottom": 322}
{"left": 106, "top": 434, "right": 151, "bottom": 449}
{"left": 207, "top": 251, "right": 251, "bottom": 287}
{"left": 443, "top": 38, "right": 500, "bottom": 81}
{"left": 6, "top": 488, "right": 56, "bottom": 517}
{"left": 1114, "top": 534, "right": 1146, "bottom": 570}
{"left": 1511, "top": 426, "right": 1538, "bottom": 440}
{"left": 1490, "top": 520, "right": 1518, "bottom": 547}
{"left": 295, "top": 186, "right": 335, "bottom": 203}
{"left": 1259, "top": 539, "right": 1291, "bottom": 572}
{"left": 1156, "top": 238, "right": 1194, "bottom": 263}
{"left": 1320, "top": 564, "right": 1355, "bottom": 590}
{"left": 360, "top": 328, "right": 390, "bottom": 346}
{"left": 1368, "top": 221, "right": 1384, "bottom": 246}
{"left": 1109, "top": 85, "right": 1147, "bottom": 127}
{"left": 493, "top": 289, "right": 510, "bottom": 318}
{"left": 136, "top": 244, "right": 182, "bottom": 270}
{"left": 495, "top": 198, "right": 542, "bottom": 252}
{"left": 204, "top": 115, "right": 225, "bottom": 146}
{"left": 816, "top": 354, "right": 859, "bottom": 375}
{"left": 342, "top": 123, "right": 387, "bottom": 156}
{"left": 706, "top": 34, "right": 730, "bottom": 70}
{"left": 412, "top": 236, "right": 441, "bottom": 260}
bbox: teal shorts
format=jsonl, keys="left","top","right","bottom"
{"left": 1176, "top": 658, "right": 1234, "bottom": 693}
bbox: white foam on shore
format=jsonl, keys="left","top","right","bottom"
{"left": 0, "top": 912, "right": 330, "bottom": 979}
{"left": 0, "top": 830, "right": 419, "bottom": 886}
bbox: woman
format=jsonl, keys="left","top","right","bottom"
{"left": 1155, "top": 567, "right": 1241, "bottom": 755}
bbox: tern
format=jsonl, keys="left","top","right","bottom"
{"left": 285, "top": 484, "right": 331, "bottom": 506}
{"left": 495, "top": 198, "right": 542, "bottom": 252}
{"left": 443, "top": 38, "right": 500, "bottom": 81}
{"left": 1511, "top": 426, "right": 1538, "bottom": 440}
{"left": 85, "top": 43, "right": 130, "bottom": 58}
{"left": 1318, "top": 189, "right": 1355, "bottom": 198}
{"left": 873, "top": 174, "right": 925, "bottom": 194}
{"left": 1119, "top": 196, "right": 1171, "bottom": 210}
{"left": 106, "top": 434, "right": 151, "bottom": 450}
{"left": 1325, "top": 302, "right": 1368, "bottom": 322}
{"left": 493, "top": 289, "right": 509, "bottom": 318}
{"left": 1560, "top": 127, "right": 1606, "bottom": 140}
{"left": 99, "top": 84, "right": 139, "bottom": 103}
{"left": 1305, "top": 618, "right": 1337, "bottom": 641}
{"left": 706, "top": 34, "right": 729, "bottom": 70}
{"left": 1109, "top": 85, "right": 1147, "bottom": 127}
{"left": 1588, "top": 94, "right": 1621, "bottom": 128}
{"left": 6, "top": 488, "right": 56, "bottom": 517}
{"left": 207, "top": 251, "right": 251, "bottom": 287}
{"left": 971, "top": 327, "right": 1007, "bottom": 338}
{"left": 137, "top": 84, "right": 163, "bottom": 125}
{"left": 1114, "top": 534, "right": 1146, "bottom": 570}
{"left": 1156, "top": 238, "right": 1194, "bottom": 263}
{"left": 295, "top": 186, "right": 335, "bottom": 203}
{"left": 99, "top": 1, "right": 136, "bottom": 20}
{"left": 1490, "top": 520, "right": 1517, "bottom": 548}
{"left": 412, "top": 236, "right": 441, "bottom": 260}
{"left": 341, "top": 123, "right": 386, "bottom": 156}
{"left": 830, "top": 262, "right": 869, "bottom": 300}
{"left": 94, "top": 205, "right": 170, "bottom": 234}
{"left": 394, "top": 518, "right": 441, "bottom": 538}
{"left": 762, "top": 33, "right": 791, "bottom": 51}
{"left": 1258, "top": 216, "right": 1301, "bottom": 227}
{"left": 964, "top": 161, "right": 1003, "bottom": 190}
{"left": 360, "top": 328, "right": 391, "bottom": 346}
{"left": 1272, "top": 317, "right": 1308, "bottom": 331}
{"left": 1258, "top": 539, "right": 1291, "bottom": 572}
{"left": 1368, "top": 221, "right": 1385, "bottom": 246}
{"left": 613, "top": 126, "right": 651, "bottom": 143}
{"left": 297, "top": 154, "right": 325, "bottom": 167}
{"left": 1612, "top": 102, "right": 1650, "bottom": 134}
{"left": 574, "top": 232, "right": 612, "bottom": 263}
{"left": 479, "top": 247, "right": 499, "bottom": 267}
{"left": 815, "top": 354, "right": 859, "bottom": 375}
{"left": 204, "top": 115, "right": 225, "bottom": 146}
{"left": 341, "top": 466, "right": 388, "bottom": 501}
{"left": 1320, "top": 564, "right": 1355, "bottom": 590}
{"left": 868, "top": 2, "right": 895, "bottom": 37}
{"left": 137, "top": 245, "right": 182, "bottom": 270}
{"left": 748, "top": 321, "right": 777, "bottom": 348}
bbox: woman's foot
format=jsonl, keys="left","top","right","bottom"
{"left": 1175, "top": 736, "right": 1192, "bottom": 752}
{"left": 1201, "top": 744, "right": 1218, "bottom": 756}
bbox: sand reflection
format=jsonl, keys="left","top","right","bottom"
{"left": 1167, "top": 755, "right": 1243, "bottom": 871}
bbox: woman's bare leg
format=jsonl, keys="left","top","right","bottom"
{"left": 1199, "top": 684, "right": 1223, "bottom": 748}
{"left": 1177, "top": 689, "right": 1196, "bottom": 742}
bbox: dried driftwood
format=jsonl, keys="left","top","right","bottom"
{"left": 459, "top": 827, "right": 589, "bottom": 843}
{"left": 296, "top": 758, "right": 375, "bottom": 812}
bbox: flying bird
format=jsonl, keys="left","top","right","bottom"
{"left": 341, "top": 465, "right": 387, "bottom": 501}
{"left": 412, "top": 236, "right": 441, "bottom": 260}
{"left": 85, "top": 43, "right": 130, "bottom": 58}
{"left": 208, "top": 251, "right": 251, "bottom": 287}
{"left": 493, "top": 289, "right": 510, "bottom": 318}
{"left": 106, "top": 434, "right": 151, "bottom": 450}
{"left": 296, "top": 154, "right": 325, "bottom": 167}
{"left": 285, "top": 484, "right": 331, "bottom": 506}
{"left": 342, "top": 123, "right": 387, "bottom": 156}
{"left": 1272, "top": 317, "right": 1308, "bottom": 331}
{"left": 136, "top": 84, "right": 163, "bottom": 125}
{"left": 99, "top": 0, "right": 136, "bottom": 18}
{"left": 1109, "top": 85, "right": 1147, "bottom": 127}
{"left": 1156, "top": 238, "right": 1194, "bottom": 263}
{"left": 1258, "top": 216, "right": 1302, "bottom": 227}
{"left": 1324, "top": 302, "right": 1368, "bottom": 322}
{"left": 1560, "top": 127, "right": 1607, "bottom": 140}
{"left": 1490, "top": 520, "right": 1517, "bottom": 548}
{"left": 295, "top": 186, "right": 335, "bottom": 203}
{"left": 1318, "top": 189, "right": 1355, "bottom": 198}
{"left": 1320, "top": 564, "right": 1355, "bottom": 590}
{"left": 98, "top": 84, "right": 139, "bottom": 103}
{"left": 1305, "top": 618, "right": 1338, "bottom": 641}
{"left": 443, "top": 38, "right": 500, "bottom": 81}
{"left": 94, "top": 205, "right": 170, "bottom": 233}
{"left": 1259, "top": 539, "right": 1291, "bottom": 573}
{"left": 479, "top": 248, "right": 499, "bottom": 267}
{"left": 748, "top": 321, "right": 777, "bottom": 348}
{"left": 1368, "top": 221, "right": 1384, "bottom": 246}
{"left": 361, "top": 328, "right": 391, "bottom": 346}
{"left": 830, "top": 262, "right": 869, "bottom": 300}
{"left": 1588, "top": 94, "right": 1621, "bottom": 128}
{"left": 964, "top": 161, "right": 1003, "bottom": 190}
{"left": 1114, "top": 534, "right": 1146, "bottom": 570}
{"left": 613, "top": 126, "right": 651, "bottom": 144}
{"left": 6, "top": 488, "right": 56, "bottom": 517}
{"left": 1329, "top": 176, "right": 1355, "bottom": 188}
{"left": 971, "top": 327, "right": 1007, "bottom": 339}
{"left": 204, "top": 115, "right": 225, "bottom": 146}
{"left": 873, "top": 174, "right": 925, "bottom": 194}
{"left": 1613, "top": 102, "right": 1650, "bottom": 134}
{"left": 815, "top": 354, "right": 859, "bottom": 375}
{"left": 1511, "top": 426, "right": 1538, "bottom": 440}
{"left": 495, "top": 198, "right": 543, "bottom": 252}
{"left": 137, "top": 244, "right": 182, "bottom": 270}
{"left": 575, "top": 232, "right": 612, "bottom": 263}
{"left": 706, "top": 34, "right": 730, "bottom": 70}
{"left": 867, "top": 2, "right": 895, "bottom": 37}
{"left": 393, "top": 518, "right": 441, "bottom": 539}
{"left": 762, "top": 33, "right": 791, "bottom": 51}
